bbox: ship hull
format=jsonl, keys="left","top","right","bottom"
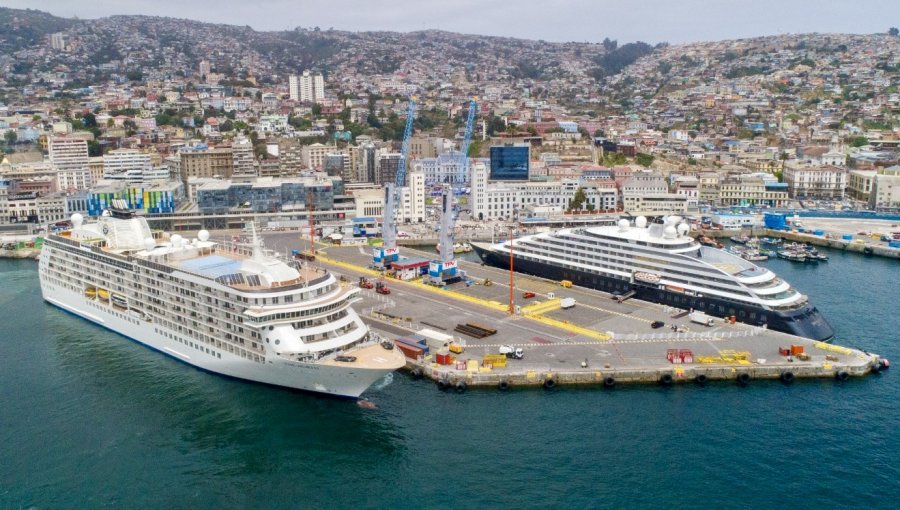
{"left": 472, "top": 242, "right": 834, "bottom": 341}
{"left": 39, "top": 280, "right": 399, "bottom": 398}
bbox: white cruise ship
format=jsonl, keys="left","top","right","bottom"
{"left": 472, "top": 216, "right": 834, "bottom": 341}
{"left": 38, "top": 206, "right": 405, "bottom": 398}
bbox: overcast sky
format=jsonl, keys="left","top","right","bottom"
{"left": 5, "top": 0, "right": 899, "bottom": 44}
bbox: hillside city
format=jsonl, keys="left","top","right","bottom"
{"left": 1, "top": 7, "right": 899, "bottom": 235}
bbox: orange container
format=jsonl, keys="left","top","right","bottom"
{"left": 790, "top": 345, "right": 805, "bottom": 355}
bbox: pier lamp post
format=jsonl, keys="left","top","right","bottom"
{"left": 508, "top": 225, "right": 515, "bottom": 315}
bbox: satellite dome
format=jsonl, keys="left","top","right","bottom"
{"left": 197, "top": 230, "right": 210, "bottom": 242}
{"left": 664, "top": 226, "right": 677, "bottom": 239}
{"left": 144, "top": 237, "right": 156, "bottom": 250}
{"left": 170, "top": 234, "right": 182, "bottom": 247}
{"left": 70, "top": 213, "right": 83, "bottom": 228}
{"left": 677, "top": 223, "right": 690, "bottom": 236}
{"left": 668, "top": 215, "right": 682, "bottom": 226}
{"left": 635, "top": 216, "right": 648, "bottom": 228}
{"left": 617, "top": 219, "right": 629, "bottom": 231}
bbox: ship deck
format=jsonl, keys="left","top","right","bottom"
{"left": 318, "top": 343, "right": 406, "bottom": 370}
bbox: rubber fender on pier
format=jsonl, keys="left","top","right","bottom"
{"left": 695, "top": 374, "right": 708, "bottom": 385}
{"left": 879, "top": 358, "right": 891, "bottom": 370}
{"left": 455, "top": 381, "right": 467, "bottom": 393}
{"left": 410, "top": 368, "right": 424, "bottom": 380}
{"left": 836, "top": 371, "right": 850, "bottom": 382}
{"left": 659, "top": 373, "right": 673, "bottom": 386}
{"left": 780, "top": 371, "right": 795, "bottom": 384}
{"left": 736, "top": 372, "right": 751, "bottom": 386}
{"left": 543, "top": 378, "right": 557, "bottom": 390}
{"left": 437, "top": 379, "right": 449, "bottom": 391}
{"left": 498, "top": 380, "right": 511, "bottom": 391}
{"left": 603, "top": 376, "right": 616, "bottom": 388}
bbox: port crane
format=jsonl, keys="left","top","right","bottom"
{"left": 429, "top": 97, "right": 477, "bottom": 285}
{"left": 374, "top": 96, "right": 416, "bottom": 269}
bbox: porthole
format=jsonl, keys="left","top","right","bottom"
{"left": 274, "top": 339, "right": 280, "bottom": 345}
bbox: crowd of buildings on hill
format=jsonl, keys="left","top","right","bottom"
{"left": 1, "top": 24, "right": 899, "bottom": 233}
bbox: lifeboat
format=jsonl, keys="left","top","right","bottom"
{"left": 97, "top": 289, "right": 110, "bottom": 302}
{"left": 111, "top": 293, "right": 128, "bottom": 309}
{"left": 84, "top": 287, "right": 97, "bottom": 299}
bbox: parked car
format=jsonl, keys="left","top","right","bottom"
{"left": 650, "top": 321, "right": 665, "bottom": 329}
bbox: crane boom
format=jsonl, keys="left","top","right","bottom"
{"left": 376, "top": 96, "right": 416, "bottom": 268}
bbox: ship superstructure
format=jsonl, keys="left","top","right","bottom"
{"left": 472, "top": 216, "right": 834, "bottom": 341}
{"left": 38, "top": 208, "right": 404, "bottom": 397}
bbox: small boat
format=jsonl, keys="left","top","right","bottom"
{"left": 742, "top": 250, "right": 769, "bottom": 261}
{"left": 730, "top": 235, "right": 750, "bottom": 245}
{"left": 111, "top": 293, "right": 128, "bottom": 309}
{"left": 759, "top": 237, "right": 782, "bottom": 246}
{"left": 698, "top": 236, "right": 724, "bottom": 249}
{"left": 453, "top": 242, "right": 473, "bottom": 254}
{"left": 777, "top": 250, "right": 807, "bottom": 262}
{"left": 97, "top": 288, "right": 110, "bottom": 301}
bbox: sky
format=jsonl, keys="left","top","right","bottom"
{"left": 4, "top": 0, "right": 900, "bottom": 45}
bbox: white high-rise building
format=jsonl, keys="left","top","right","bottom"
{"left": 289, "top": 74, "right": 300, "bottom": 101}
{"left": 49, "top": 138, "right": 91, "bottom": 191}
{"left": 290, "top": 70, "right": 325, "bottom": 103}
{"left": 50, "top": 33, "right": 67, "bottom": 51}
{"left": 232, "top": 137, "right": 258, "bottom": 177}
{"left": 103, "top": 149, "right": 151, "bottom": 181}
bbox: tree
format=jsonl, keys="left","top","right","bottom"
{"left": 889, "top": 27, "right": 899, "bottom": 36}
{"left": 4, "top": 130, "right": 17, "bottom": 145}
{"left": 848, "top": 136, "right": 869, "bottom": 147}
{"left": 635, "top": 152, "right": 655, "bottom": 168}
{"left": 568, "top": 187, "right": 587, "bottom": 211}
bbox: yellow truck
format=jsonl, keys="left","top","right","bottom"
{"left": 560, "top": 280, "right": 573, "bottom": 288}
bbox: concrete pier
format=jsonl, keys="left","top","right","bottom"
{"left": 262, "top": 236, "right": 888, "bottom": 391}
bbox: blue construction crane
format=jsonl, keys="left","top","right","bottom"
{"left": 430, "top": 97, "right": 478, "bottom": 284}
{"left": 375, "top": 96, "right": 416, "bottom": 269}
{"left": 457, "top": 97, "right": 478, "bottom": 185}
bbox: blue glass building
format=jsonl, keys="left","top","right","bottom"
{"left": 489, "top": 144, "right": 529, "bottom": 180}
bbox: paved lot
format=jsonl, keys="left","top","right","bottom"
{"left": 255, "top": 232, "right": 876, "bottom": 379}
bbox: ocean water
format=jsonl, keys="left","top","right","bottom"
{"left": 1, "top": 250, "right": 898, "bottom": 509}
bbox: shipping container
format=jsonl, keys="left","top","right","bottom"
{"left": 395, "top": 342, "right": 423, "bottom": 360}
{"left": 396, "top": 336, "right": 430, "bottom": 354}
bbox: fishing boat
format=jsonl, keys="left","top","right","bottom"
{"left": 777, "top": 250, "right": 807, "bottom": 262}
{"left": 730, "top": 235, "right": 751, "bottom": 245}
{"left": 741, "top": 249, "right": 769, "bottom": 262}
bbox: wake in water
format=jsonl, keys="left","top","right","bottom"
{"left": 370, "top": 372, "right": 394, "bottom": 391}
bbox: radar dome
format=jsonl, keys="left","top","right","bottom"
{"left": 677, "top": 223, "right": 690, "bottom": 236}
{"left": 143, "top": 237, "right": 155, "bottom": 250}
{"left": 617, "top": 219, "right": 629, "bottom": 231}
{"left": 170, "top": 234, "right": 183, "bottom": 247}
{"left": 635, "top": 216, "right": 648, "bottom": 228}
{"left": 197, "top": 230, "right": 210, "bottom": 242}
{"left": 70, "top": 213, "right": 83, "bottom": 228}
{"left": 668, "top": 215, "right": 682, "bottom": 226}
{"left": 664, "top": 226, "right": 677, "bottom": 239}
